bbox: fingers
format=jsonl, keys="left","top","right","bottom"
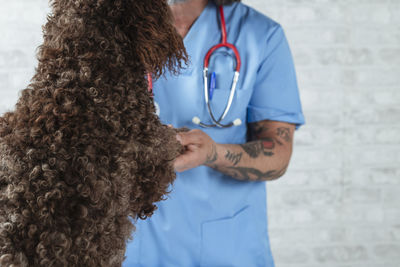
{"left": 176, "top": 130, "right": 203, "bottom": 146}
{"left": 174, "top": 129, "right": 215, "bottom": 172}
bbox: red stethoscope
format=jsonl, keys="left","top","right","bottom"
{"left": 149, "top": 5, "right": 242, "bottom": 128}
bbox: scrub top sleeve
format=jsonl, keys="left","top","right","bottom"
{"left": 247, "top": 24, "right": 305, "bottom": 129}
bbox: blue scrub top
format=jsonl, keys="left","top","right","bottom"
{"left": 124, "top": 2, "right": 305, "bottom": 267}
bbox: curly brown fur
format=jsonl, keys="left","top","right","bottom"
{"left": 0, "top": 0, "right": 187, "bottom": 266}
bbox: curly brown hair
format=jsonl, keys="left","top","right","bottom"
{"left": 0, "top": 0, "right": 187, "bottom": 266}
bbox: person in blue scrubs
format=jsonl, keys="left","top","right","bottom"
{"left": 124, "top": 0, "right": 305, "bottom": 266}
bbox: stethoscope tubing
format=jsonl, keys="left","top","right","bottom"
{"left": 197, "top": 68, "right": 240, "bottom": 128}
{"left": 194, "top": 5, "right": 242, "bottom": 128}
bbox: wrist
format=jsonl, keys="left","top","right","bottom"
{"left": 204, "top": 142, "right": 219, "bottom": 166}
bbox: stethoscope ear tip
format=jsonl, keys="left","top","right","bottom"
{"left": 233, "top": 119, "right": 242, "bottom": 126}
{"left": 192, "top": 116, "right": 201, "bottom": 125}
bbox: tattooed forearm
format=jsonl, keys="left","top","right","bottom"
{"left": 206, "top": 120, "right": 295, "bottom": 182}
{"left": 212, "top": 164, "right": 288, "bottom": 181}
{"left": 277, "top": 127, "right": 291, "bottom": 143}
{"left": 240, "top": 138, "right": 275, "bottom": 158}
{"left": 240, "top": 142, "right": 261, "bottom": 158}
{"left": 225, "top": 150, "right": 242, "bottom": 166}
{"left": 229, "top": 164, "right": 287, "bottom": 181}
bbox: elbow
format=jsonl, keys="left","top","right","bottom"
{"left": 263, "top": 152, "right": 291, "bottom": 181}
{"left": 269, "top": 146, "right": 293, "bottom": 181}
{"left": 265, "top": 164, "right": 288, "bottom": 181}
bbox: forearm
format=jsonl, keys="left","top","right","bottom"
{"left": 174, "top": 121, "right": 295, "bottom": 179}
{"left": 205, "top": 138, "right": 291, "bottom": 181}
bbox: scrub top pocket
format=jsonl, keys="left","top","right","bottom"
{"left": 200, "top": 205, "right": 265, "bottom": 267}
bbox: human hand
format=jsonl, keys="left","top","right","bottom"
{"left": 174, "top": 129, "right": 218, "bottom": 172}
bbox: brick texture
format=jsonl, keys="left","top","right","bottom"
{"left": 242, "top": 0, "right": 400, "bottom": 266}
{"left": 1, "top": 1, "right": 399, "bottom": 266}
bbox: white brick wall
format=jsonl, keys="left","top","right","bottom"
{"left": 242, "top": 0, "right": 400, "bottom": 266}
{"left": 1, "top": 0, "right": 399, "bottom": 266}
{"left": 0, "top": 1, "right": 50, "bottom": 113}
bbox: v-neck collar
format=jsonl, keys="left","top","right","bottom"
{"left": 183, "top": 1, "right": 215, "bottom": 44}
{"left": 177, "top": 1, "right": 218, "bottom": 75}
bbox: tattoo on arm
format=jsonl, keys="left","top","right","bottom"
{"left": 208, "top": 121, "right": 293, "bottom": 181}
{"left": 211, "top": 164, "right": 288, "bottom": 181}
{"left": 260, "top": 139, "right": 275, "bottom": 156}
{"left": 249, "top": 122, "right": 293, "bottom": 146}
{"left": 226, "top": 164, "right": 288, "bottom": 181}
{"left": 225, "top": 150, "right": 242, "bottom": 166}
{"left": 240, "top": 138, "right": 275, "bottom": 158}
{"left": 248, "top": 123, "right": 269, "bottom": 141}
{"left": 205, "top": 143, "right": 218, "bottom": 165}
{"left": 277, "top": 127, "right": 291, "bottom": 143}
{"left": 239, "top": 142, "right": 261, "bottom": 158}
